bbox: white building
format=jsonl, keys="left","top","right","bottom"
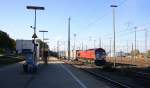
{"left": 16, "top": 40, "right": 40, "bottom": 60}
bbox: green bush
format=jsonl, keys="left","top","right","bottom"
{"left": 146, "top": 50, "right": 150, "bottom": 58}
{"left": 0, "top": 48, "right": 5, "bottom": 54}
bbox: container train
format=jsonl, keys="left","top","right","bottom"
{"left": 59, "top": 48, "right": 106, "bottom": 66}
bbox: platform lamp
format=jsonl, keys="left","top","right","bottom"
{"left": 26, "top": 6, "right": 45, "bottom": 62}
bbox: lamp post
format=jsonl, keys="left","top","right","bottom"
{"left": 26, "top": 6, "right": 45, "bottom": 63}
{"left": 110, "top": 5, "right": 117, "bottom": 67}
{"left": 39, "top": 30, "right": 48, "bottom": 61}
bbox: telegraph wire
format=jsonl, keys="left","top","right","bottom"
{"left": 83, "top": 0, "right": 128, "bottom": 30}
{"left": 103, "top": 25, "right": 150, "bottom": 38}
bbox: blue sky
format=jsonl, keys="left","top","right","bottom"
{"left": 0, "top": 0, "right": 150, "bottom": 52}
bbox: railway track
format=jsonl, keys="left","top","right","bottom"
{"left": 66, "top": 60, "right": 133, "bottom": 88}
{"left": 136, "top": 71, "right": 150, "bottom": 79}
{"left": 65, "top": 60, "right": 148, "bottom": 88}
{"left": 76, "top": 66, "right": 131, "bottom": 88}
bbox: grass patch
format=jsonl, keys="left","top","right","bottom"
{"left": 0, "top": 55, "right": 25, "bottom": 67}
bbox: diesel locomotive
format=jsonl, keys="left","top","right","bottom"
{"left": 76, "top": 48, "right": 106, "bottom": 66}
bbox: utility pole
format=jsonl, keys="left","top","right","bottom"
{"left": 78, "top": 47, "right": 80, "bottom": 50}
{"left": 63, "top": 41, "right": 66, "bottom": 52}
{"left": 89, "top": 36, "right": 92, "bottom": 49}
{"left": 110, "top": 5, "right": 118, "bottom": 67}
{"left": 94, "top": 40, "right": 96, "bottom": 48}
{"left": 73, "top": 33, "right": 76, "bottom": 59}
{"left": 21, "top": 39, "right": 23, "bottom": 52}
{"left": 57, "top": 40, "right": 59, "bottom": 58}
{"left": 126, "top": 41, "right": 129, "bottom": 53}
{"left": 81, "top": 42, "right": 84, "bottom": 50}
{"left": 68, "top": 17, "right": 71, "bottom": 60}
{"left": 109, "top": 39, "right": 112, "bottom": 62}
{"left": 134, "top": 27, "right": 137, "bottom": 60}
{"left": 86, "top": 45, "right": 88, "bottom": 50}
{"left": 131, "top": 43, "right": 134, "bottom": 64}
{"left": 54, "top": 46, "right": 56, "bottom": 52}
{"left": 145, "top": 29, "right": 148, "bottom": 53}
{"left": 99, "top": 37, "right": 101, "bottom": 48}
{"left": 109, "top": 39, "right": 111, "bottom": 57}
{"left": 73, "top": 33, "right": 76, "bottom": 50}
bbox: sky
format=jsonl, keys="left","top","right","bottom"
{"left": 0, "top": 0, "right": 150, "bottom": 52}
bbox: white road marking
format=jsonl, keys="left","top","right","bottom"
{"left": 60, "top": 64, "right": 88, "bottom": 88}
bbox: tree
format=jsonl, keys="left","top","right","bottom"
{"left": 36, "top": 39, "right": 49, "bottom": 56}
{"left": 0, "top": 30, "right": 16, "bottom": 53}
{"left": 0, "top": 30, "right": 9, "bottom": 49}
{"left": 146, "top": 50, "right": 150, "bottom": 58}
